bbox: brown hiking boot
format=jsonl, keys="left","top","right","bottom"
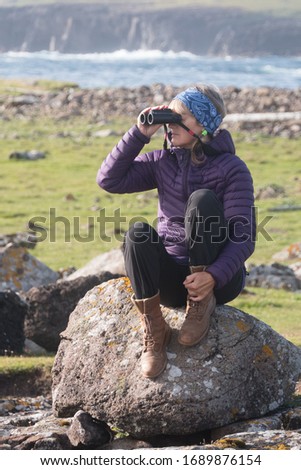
{"left": 178, "top": 265, "right": 216, "bottom": 346}
{"left": 178, "top": 292, "right": 216, "bottom": 346}
{"left": 132, "top": 292, "right": 171, "bottom": 379}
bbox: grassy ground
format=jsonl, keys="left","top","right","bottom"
{"left": 0, "top": 355, "right": 53, "bottom": 396}
{"left": 0, "top": 81, "right": 300, "bottom": 381}
{"left": 1, "top": 116, "right": 300, "bottom": 270}
{"left": 0, "top": 0, "right": 300, "bottom": 16}
{"left": 0, "top": 78, "right": 79, "bottom": 94}
{"left": 0, "top": 355, "right": 54, "bottom": 375}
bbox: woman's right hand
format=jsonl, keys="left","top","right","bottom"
{"left": 137, "top": 105, "right": 167, "bottom": 138}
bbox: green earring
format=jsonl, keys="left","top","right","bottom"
{"left": 201, "top": 130, "right": 208, "bottom": 137}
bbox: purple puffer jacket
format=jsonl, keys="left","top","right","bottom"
{"left": 97, "top": 125, "right": 256, "bottom": 290}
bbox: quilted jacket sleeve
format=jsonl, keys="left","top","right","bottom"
{"left": 206, "top": 156, "right": 256, "bottom": 289}
{"left": 96, "top": 125, "right": 157, "bottom": 194}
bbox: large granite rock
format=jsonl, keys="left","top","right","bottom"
{"left": 24, "top": 272, "right": 120, "bottom": 352}
{"left": 0, "top": 291, "right": 27, "bottom": 355}
{"left": 66, "top": 248, "right": 125, "bottom": 280}
{"left": 0, "top": 245, "right": 59, "bottom": 292}
{"left": 52, "top": 277, "right": 301, "bottom": 438}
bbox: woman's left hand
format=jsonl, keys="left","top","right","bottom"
{"left": 183, "top": 271, "right": 216, "bottom": 302}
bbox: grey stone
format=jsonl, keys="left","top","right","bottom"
{"left": 212, "top": 430, "right": 301, "bottom": 450}
{"left": 23, "top": 338, "right": 48, "bottom": 356}
{"left": 66, "top": 248, "right": 125, "bottom": 280}
{"left": 0, "top": 290, "right": 27, "bottom": 355}
{"left": 149, "top": 430, "right": 301, "bottom": 450}
{"left": 1, "top": 397, "right": 301, "bottom": 450}
{"left": 1, "top": 85, "right": 300, "bottom": 138}
{"left": 52, "top": 277, "right": 301, "bottom": 439}
{"left": 211, "top": 414, "right": 283, "bottom": 441}
{"left": 255, "top": 184, "right": 285, "bottom": 200}
{"left": 0, "top": 231, "right": 38, "bottom": 249}
{"left": 25, "top": 272, "right": 120, "bottom": 351}
{"left": 246, "top": 263, "right": 301, "bottom": 291}
{"left": 9, "top": 150, "right": 46, "bottom": 160}
{"left": 0, "top": 245, "right": 59, "bottom": 292}
{"left": 103, "top": 438, "right": 152, "bottom": 450}
{"left": 67, "top": 410, "right": 112, "bottom": 448}
{"left": 291, "top": 262, "right": 301, "bottom": 281}
{"left": 273, "top": 243, "right": 301, "bottom": 262}
{"left": 0, "top": 412, "right": 71, "bottom": 449}
{"left": 282, "top": 407, "right": 301, "bottom": 430}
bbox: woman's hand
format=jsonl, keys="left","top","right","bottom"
{"left": 137, "top": 105, "right": 167, "bottom": 138}
{"left": 183, "top": 271, "right": 216, "bottom": 302}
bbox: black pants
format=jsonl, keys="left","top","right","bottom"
{"left": 123, "top": 189, "right": 243, "bottom": 307}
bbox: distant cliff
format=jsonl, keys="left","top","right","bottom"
{"left": 0, "top": 4, "right": 300, "bottom": 56}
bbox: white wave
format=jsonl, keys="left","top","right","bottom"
{"left": 262, "top": 64, "right": 301, "bottom": 77}
{"left": 3, "top": 49, "right": 199, "bottom": 62}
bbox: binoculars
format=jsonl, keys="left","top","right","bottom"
{"left": 139, "top": 108, "right": 182, "bottom": 125}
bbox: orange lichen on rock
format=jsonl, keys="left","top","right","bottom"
{"left": 122, "top": 276, "right": 133, "bottom": 294}
{"left": 214, "top": 437, "right": 246, "bottom": 449}
{"left": 254, "top": 344, "right": 274, "bottom": 363}
{"left": 236, "top": 320, "right": 251, "bottom": 332}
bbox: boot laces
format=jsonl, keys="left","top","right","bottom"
{"left": 143, "top": 315, "right": 157, "bottom": 351}
{"left": 143, "top": 334, "right": 155, "bottom": 351}
{"left": 186, "top": 298, "right": 208, "bottom": 321}
{"left": 186, "top": 301, "right": 200, "bottom": 320}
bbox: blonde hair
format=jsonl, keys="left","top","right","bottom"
{"left": 172, "top": 84, "right": 226, "bottom": 164}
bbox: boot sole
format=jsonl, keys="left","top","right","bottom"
{"left": 178, "top": 322, "right": 210, "bottom": 346}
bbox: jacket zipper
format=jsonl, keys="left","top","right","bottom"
{"left": 182, "top": 157, "right": 190, "bottom": 201}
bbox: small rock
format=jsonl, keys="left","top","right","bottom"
{"left": 67, "top": 410, "right": 113, "bottom": 448}
{"left": 246, "top": 263, "right": 301, "bottom": 291}
{"left": 9, "top": 150, "right": 46, "bottom": 160}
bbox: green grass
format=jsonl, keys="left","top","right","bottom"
{"left": 0, "top": 0, "right": 300, "bottom": 16}
{"left": 1, "top": 120, "right": 148, "bottom": 270}
{"left": 0, "top": 78, "right": 79, "bottom": 95}
{"left": 1, "top": 116, "right": 300, "bottom": 271}
{"left": 236, "top": 134, "right": 301, "bottom": 261}
{"left": 230, "top": 288, "right": 301, "bottom": 347}
{"left": 0, "top": 355, "right": 54, "bottom": 374}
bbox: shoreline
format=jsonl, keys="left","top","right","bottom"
{"left": 1, "top": 83, "right": 300, "bottom": 137}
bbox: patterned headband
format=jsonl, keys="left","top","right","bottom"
{"left": 175, "top": 87, "right": 223, "bottom": 134}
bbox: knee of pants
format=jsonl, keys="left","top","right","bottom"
{"left": 124, "top": 222, "right": 157, "bottom": 247}
{"left": 187, "top": 189, "right": 218, "bottom": 211}
{"left": 186, "top": 189, "right": 224, "bottom": 224}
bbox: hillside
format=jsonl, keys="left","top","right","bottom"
{"left": 0, "top": 3, "right": 300, "bottom": 55}
{"left": 0, "top": 0, "right": 301, "bottom": 16}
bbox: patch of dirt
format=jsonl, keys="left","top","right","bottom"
{"left": 0, "top": 368, "right": 52, "bottom": 398}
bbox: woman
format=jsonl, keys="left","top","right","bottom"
{"left": 97, "top": 84, "right": 256, "bottom": 379}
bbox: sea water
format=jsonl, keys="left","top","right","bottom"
{"left": 0, "top": 49, "right": 300, "bottom": 89}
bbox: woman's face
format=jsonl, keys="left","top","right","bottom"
{"left": 168, "top": 100, "right": 204, "bottom": 149}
